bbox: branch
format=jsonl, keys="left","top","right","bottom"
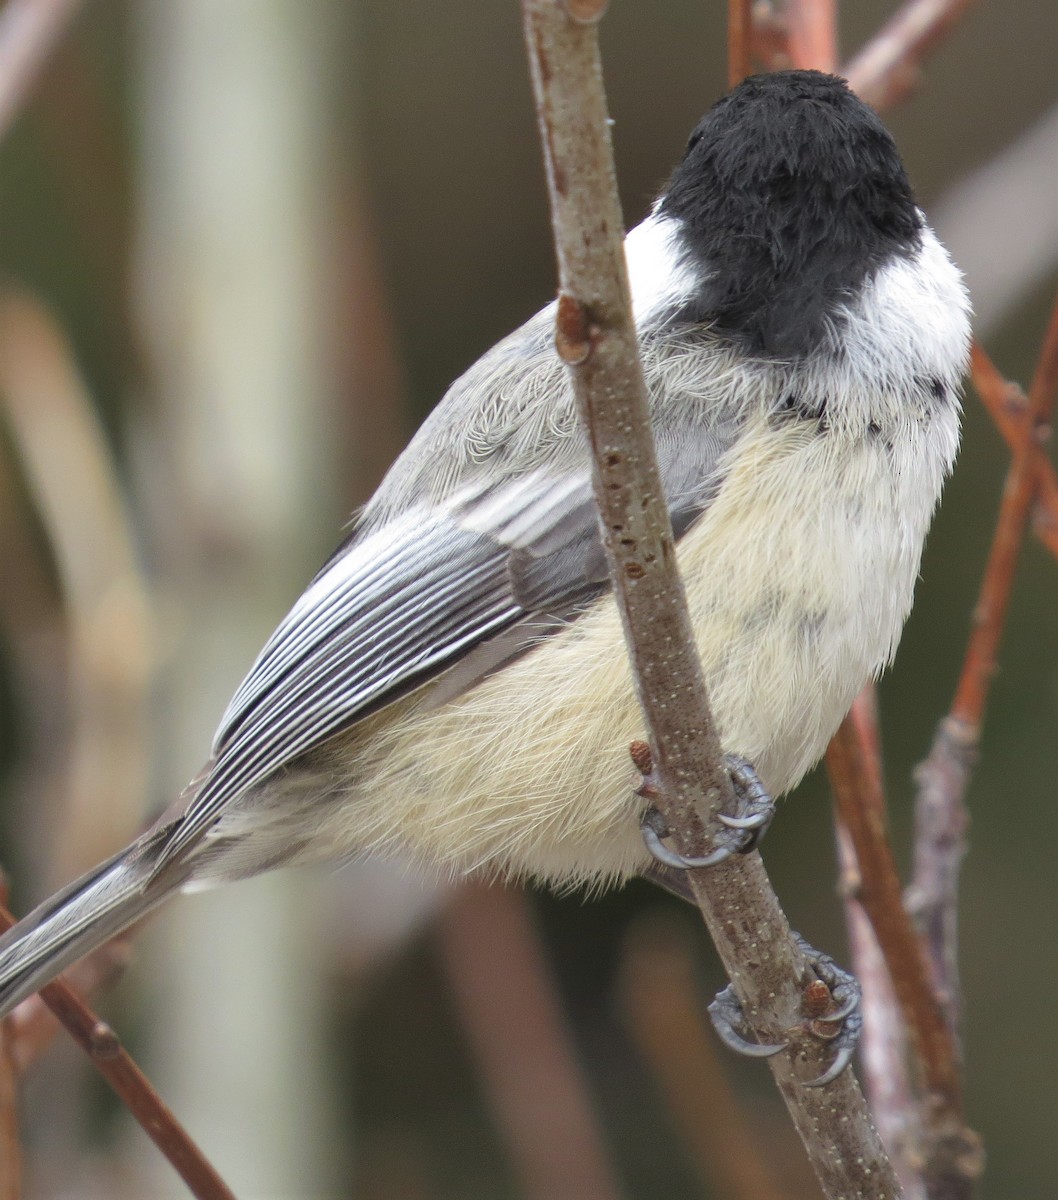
{"left": 826, "top": 704, "right": 960, "bottom": 1108}
{"left": 0, "top": 0, "right": 85, "bottom": 143}
{"left": 5, "top": 932, "right": 132, "bottom": 1074}
{"left": 783, "top": 0, "right": 837, "bottom": 73}
{"left": 727, "top": 0, "right": 754, "bottom": 87}
{"left": 833, "top": 816, "right": 924, "bottom": 1200}
{"left": 970, "top": 343, "right": 1058, "bottom": 564}
{"left": 0, "top": 906, "right": 235, "bottom": 1200}
{"left": 951, "top": 292, "right": 1058, "bottom": 730}
{"left": 826, "top": 700, "right": 982, "bottom": 1197}
{"left": 910, "top": 283, "right": 1058, "bottom": 1047}
{"left": 844, "top": 0, "right": 980, "bottom": 111}
{"left": 521, "top": 3, "right": 902, "bottom": 1196}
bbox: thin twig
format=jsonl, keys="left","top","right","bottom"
{"left": 0, "top": 0, "right": 85, "bottom": 142}
{"left": 826, "top": 705, "right": 961, "bottom": 1109}
{"left": 436, "top": 885, "right": 623, "bottom": 1200}
{"left": 844, "top": 0, "right": 980, "bottom": 111}
{"left": 783, "top": 0, "right": 837, "bottom": 73}
{"left": 834, "top": 818, "right": 924, "bottom": 1200}
{"left": 970, "top": 344, "right": 1058, "bottom": 563}
{"left": 728, "top": 0, "right": 753, "bottom": 88}
{"left": 521, "top": 3, "right": 902, "bottom": 1196}
{"left": 0, "top": 906, "right": 236, "bottom": 1200}
{"left": 751, "top": 3, "right": 792, "bottom": 72}
{"left": 910, "top": 286, "right": 1058, "bottom": 1046}
{"left": 826, "top": 704, "right": 982, "bottom": 1198}
{"left": 5, "top": 933, "right": 133, "bottom": 1074}
{"left": 951, "top": 293, "right": 1058, "bottom": 729}
{"left": 847, "top": 0, "right": 1058, "bottom": 565}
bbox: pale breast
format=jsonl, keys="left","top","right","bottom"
{"left": 312, "top": 405, "right": 955, "bottom": 889}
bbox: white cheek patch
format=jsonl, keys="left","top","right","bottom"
{"left": 835, "top": 224, "right": 972, "bottom": 394}
{"left": 624, "top": 212, "right": 701, "bottom": 326}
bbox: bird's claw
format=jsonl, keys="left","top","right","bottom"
{"left": 640, "top": 808, "right": 733, "bottom": 869}
{"left": 637, "top": 754, "right": 775, "bottom": 870}
{"left": 707, "top": 934, "right": 862, "bottom": 1087}
{"left": 708, "top": 983, "right": 788, "bottom": 1058}
{"left": 794, "top": 934, "right": 862, "bottom": 1087}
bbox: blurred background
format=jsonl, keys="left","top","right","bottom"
{"left": 0, "top": 1, "right": 1056, "bottom": 1197}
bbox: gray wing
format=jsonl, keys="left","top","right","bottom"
{"left": 155, "top": 417, "right": 735, "bottom": 865}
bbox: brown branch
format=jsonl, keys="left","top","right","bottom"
{"left": 728, "top": 0, "right": 754, "bottom": 88}
{"left": 826, "top": 705, "right": 982, "bottom": 1199}
{"left": 970, "top": 343, "right": 1058, "bottom": 563}
{"left": 752, "top": 7, "right": 991, "bottom": 1194}
{"left": 783, "top": 0, "right": 837, "bottom": 73}
{"left": 845, "top": 2, "right": 1058, "bottom": 567}
{"left": 521, "top": 3, "right": 902, "bottom": 1197}
{"left": 907, "top": 720, "right": 973, "bottom": 1037}
{"left": 952, "top": 293, "right": 1058, "bottom": 729}
{"left": 436, "top": 885, "right": 623, "bottom": 1200}
{"left": 0, "top": 906, "right": 236, "bottom": 1200}
{"left": 5, "top": 932, "right": 133, "bottom": 1074}
{"left": 844, "top": 0, "right": 980, "bottom": 112}
{"left": 909, "top": 286, "right": 1058, "bottom": 1067}
{"left": 751, "top": 3, "right": 793, "bottom": 72}
{"left": 827, "top": 704, "right": 961, "bottom": 1109}
{"left": 834, "top": 818, "right": 925, "bottom": 1200}
{"left": 0, "top": 0, "right": 85, "bottom": 142}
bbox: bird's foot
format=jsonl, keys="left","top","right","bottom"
{"left": 707, "top": 934, "right": 862, "bottom": 1087}
{"left": 636, "top": 751, "right": 775, "bottom": 870}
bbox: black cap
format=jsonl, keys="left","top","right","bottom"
{"left": 659, "top": 70, "right": 922, "bottom": 358}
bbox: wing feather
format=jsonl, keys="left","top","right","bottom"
{"left": 160, "top": 401, "right": 742, "bottom": 865}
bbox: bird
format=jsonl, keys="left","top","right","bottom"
{"left": 0, "top": 69, "right": 970, "bottom": 1018}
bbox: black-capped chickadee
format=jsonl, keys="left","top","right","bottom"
{"left": 0, "top": 70, "right": 970, "bottom": 1015}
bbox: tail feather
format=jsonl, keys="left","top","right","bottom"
{"left": 0, "top": 843, "right": 176, "bottom": 1017}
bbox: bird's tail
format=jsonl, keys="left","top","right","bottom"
{"left": 0, "top": 837, "right": 180, "bottom": 1017}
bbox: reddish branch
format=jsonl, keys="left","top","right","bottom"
{"left": 521, "top": 3, "right": 902, "bottom": 1197}
{"left": 0, "top": 0, "right": 85, "bottom": 142}
{"left": 844, "top": 0, "right": 981, "bottom": 111}
{"left": 784, "top": 0, "right": 837, "bottom": 73}
{"left": 909, "top": 285, "right": 1058, "bottom": 1054}
{"left": 833, "top": 817, "right": 924, "bottom": 1200}
{"left": 728, "top": 0, "right": 754, "bottom": 88}
{"left": 5, "top": 933, "right": 132, "bottom": 1074}
{"left": 952, "top": 294, "right": 1058, "bottom": 727}
{"left": 971, "top": 345, "right": 1058, "bottom": 562}
{"left": 774, "top": 2, "right": 995, "bottom": 1195}
{"left": 827, "top": 700, "right": 959, "bottom": 1108}
{"left": 0, "top": 907, "right": 235, "bottom": 1200}
{"left": 826, "top": 706, "right": 982, "bottom": 1196}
